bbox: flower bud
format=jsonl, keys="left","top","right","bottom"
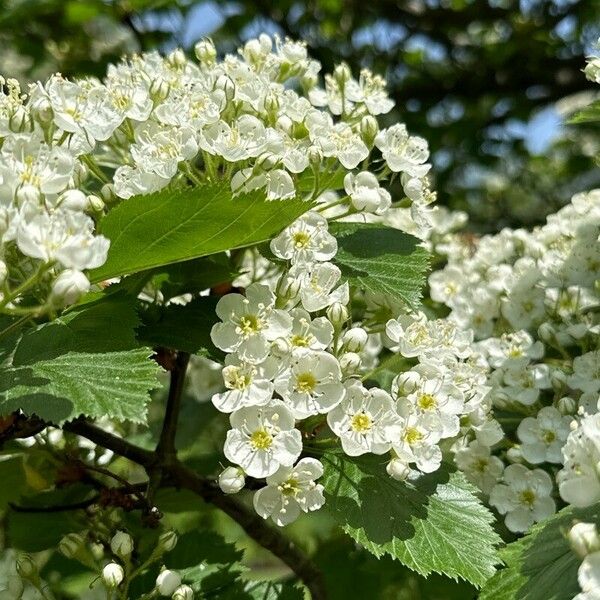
{"left": 264, "top": 92, "right": 280, "bottom": 115}
{"left": 342, "top": 327, "right": 368, "bottom": 353}
{"left": 16, "top": 553, "right": 38, "bottom": 580}
{"left": 276, "top": 115, "right": 293, "bottom": 135}
{"left": 156, "top": 569, "right": 182, "bottom": 596}
{"left": 91, "top": 542, "right": 105, "bottom": 560}
{"left": 557, "top": 396, "right": 577, "bottom": 415}
{"left": 150, "top": 78, "right": 170, "bottom": 102}
{"left": 216, "top": 74, "right": 235, "bottom": 102}
{"left": 271, "top": 337, "right": 292, "bottom": 356}
{"left": 110, "top": 531, "right": 134, "bottom": 559}
{"left": 308, "top": 146, "right": 323, "bottom": 167}
{"left": 537, "top": 322, "right": 556, "bottom": 343}
{"left": 51, "top": 270, "right": 90, "bottom": 307}
{"left": 172, "top": 584, "right": 194, "bottom": 600}
{"left": 276, "top": 276, "right": 300, "bottom": 301}
{"left": 506, "top": 446, "right": 523, "bottom": 464}
{"left": 386, "top": 458, "right": 410, "bottom": 481}
{"left": 568, "top": 522, "right": 600, "bottom": 558}
{"left": 333, "top": 63, "right": 352, "bottom": 85}
{"left": 0, "top": 260, "right": 7, "bottom": 286}
{"left": 101, "top": 183, "right": 116, "bottom": 203}
{"left": 360, "top": 115, "right": 379, "bottom": 145}
{"left": 158, "top": 530, "right": 178, "bottom": 553}
{"left": 16, "top": 184, "right": 41, "bottom": 205}
{"left": 59, "top": 533, "right": 86, "bottom": 559}
{"left": 59, "top": 189, "right": 88, "bottom": 211}
{"left": 102, "top": 562, "right": 124, "bottom": 588}
{"left": 326, "top": 302, "right": 348, "bottom": 327}
{"left": 194, "top": 39, "right": 217, "bottom": 65}
{"left": 256, "top": 152, "right": 278, "bottom": 170}
{"left": 339, "top": 351, "right": 361, "bottom": 374}
{"left": 168, "top": 49, "right": 186, "bottom": 68}
{"left": 243, "top": 38, "right": 266, "bottom": 65}
{"left": 87, "top": 194, "right": 105, "bottom": 214}
{"left": 71, "top": 162, "right": 89, "bottom": 187}
{"left": 393, "top": 371, "right": 420, "bottom": 396}
{"left": 218, "top": 466, "right": 245, "bottom": 494}
{"left": 551, "top": 368, "right": 567, "bottom": 389}
{"left": 9, "top": 106, "right": 32, "bottom": 133}
{"left": 30, "top": 96, "right": 53, "bottom": 125}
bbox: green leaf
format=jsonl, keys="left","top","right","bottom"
{"left": 321, "top": 453, "right": 501, "bottom": 587}
{"left": 0, "top": 456, "right": 26, "bottom": 509}
{"left": 567, "top": 99, "right": 600, "bottom": 124}
{"left": 165, "top": 531, "right": 244, "bottom": 569}
{"left": 90, "top": 183, "right": 312, "bottom": 282}
{"left": 137, "top": 296, "right": 221, "bottom": 357}
{"left": 245, "top": 581, "right": 304, "bottom": 599}
{"left": 479, "top": 505, "right": 599, "bottom": 600}
{"left": 329, "top": 223, "right": 430, "bottom": 309}
{"left": 0, "top": 348, "right": 161, "bottom": 424}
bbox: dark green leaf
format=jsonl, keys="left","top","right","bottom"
{"left": 567, "top": 100, "right": 600, "bottom": 124}
{"left": 330, "top": 223, "right": 430, "bottom": 309}
{"left": 321, "top": 453, "right": 501, "bottom": 587}
{"left": 90, "top": 183, "right": 312, "bottom": 282}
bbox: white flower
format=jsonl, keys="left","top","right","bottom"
{"left": 343, "top": 171, "right": 391, "bottom": 214}
{"left": 516, "top": 406, "right": 572, "bottom": 464}
{"left": 218, "top": 466, "right": 246, "bottom": 494}
{"left": 455, "top": 440, "right": 504, "bottom": 494}
{"left": 224, "top": 402, "right": 302, "bottom": 478}
{"left": 479, "top": 330, "right": 544, "bottom": 369}
{"left": 392, "top": 411, "right": 443, "bottom": 473}
{"left": 253, "top": 458, "right": 325, "bottom": 526}
{"left": 210, "top": 283, "right": 292, "bottom": 363}
{"left": 286, "top": 308, "right": 334, "bottom": 352}
{"left": 50, "top": 269, "right": 90, "bottom": 306}
{"left": 558, "top": 414, "right": 600, "bottom": 507}
{"left": 489, "top": 464, "right": 555, "bottom": 533}
{"left": 576, "top": 552, "right": 600, "bottom": 600}
{"left": 270, "top": 212, "right": 337, "bottom": 265}
{"left": 113, "top": 165, "right": 169, "bottom": 199}
{"left": 200, "top": 115, "right": 268, "bottom": 161}
{"left": 502, "top": 363, "right": 552, "bottom": 406}
{"left": 231, "top": 167, "right": 296, "bottom": 201}
{"left": 172, "top": 585, "right": 195, "bottom": 600}
{"left": 275, "top": 350, "right": 345, "bottom": 418}
{"left": 569, "top": 522, "right": 600, "bottom": 558}
{"left": 327, "top": 383, "right": 402, "bottom": 456}
{"left": 359, "top": 69, "right": 394, "bottom": 115}
{"left": 296, "top": 262, "right": 349, "bottom": 312}
{"left": 374, "top": 124, "right": 430, "bottom": 177}
{"left": 569, "top": 351, "right": 600, "bottom": 393}
{"left": 211, "top": 355, "right": 276, "bottom": 413}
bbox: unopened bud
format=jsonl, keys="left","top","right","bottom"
{"left": 218, "top": 466, "right": 245, "bottom": 494}
{"left": 506, "top": 446, "right": 523, "bottom": 464}
{"left": 360, "top": 115, "right": 379, "bottom": 145}
{"left": 168, "top": 49, "right": 186, "bottom": 68}
{"left": 51, "top": 269, "right": 90, "bottom": 307}
{"left": 342, "top": 327, "right": 368, "bottom": 353}
{"left": 172, "top": 585, "right": 194, "bottom": 600}
{"left": 87, "top": 194, "right": 105, "bottom": 214}
{"left": 110, "top": 531, "right": 134, "bottom": 559}
{"left": 392, "top": 371, "right": 420, "bottom": 396}
{"left": 308, "top": 146, "right": 323, "bottom": 167}
{"left": 386, "top": 458, "right": 410, "bottom": 481}
{"left": 301, "top": 71, "right": 319, "bottom": 91}
{"left": 276, "top": 115, "right": 293, "bottom": 135}
{"left": 158, "top": 530, "right": 178, "bottom": 553}
{"left": 30, "top": 96, "right": 53, "bottom": 125}
{"left": 568, "top": 522, "right": 600, "bottom": 558}
{"left": 100, "top": 183, "right": 115, "bottom": 203}
{"left": 326, "top": 302, "right": 348, "bottom": 327}
{"left": 256, "top": 152, "right": 278, "bottom": 170}
{"left": 102, "top": 562, "right": 124, "bottom": 588}
{"left": 264, "top": 92, "right": 280, "bottom": 114}
{"left": 71, "top": 162, "right": 88, "bottom": 187}
{"left": 551, "top": 368, "right": 568, "bottom": 389}
{"left": 59, "top": 533, "right": 86, "bottom": 559}
{"left": 216, "top": 74, "right": 235, "bottom": 102}
{"left": 16, "top": 553, "right": 38, "bottom": 580}
{"left": 150, "top": 78, "right": 170, "bottom": 102}
{"left": 339, "top": 352, "right": 361, "bottom": 374}
{"left": 538, "top": 322, "right": 556, "bottom": 343}
{"left": 276, "top": 276, "right": 300, "bottom": 301}
{"left": 59, "top": 189, "right": 88, "bottom": 211}
{"left": 156, "top": 569, "right": 182, "bottom": 596}
{"left": 194, "top": 39, "right": 217, "bottom": 65}
{"left": 16, "top": 184, "right": 41, "bottom": 205}
{"left": 333, "top": 63, "right": 352, "bottom": 85}
{"left": 557, "top": 396, "right": 577, "bottom": 415}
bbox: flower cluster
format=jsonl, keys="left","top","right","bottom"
{"left": 428, "top": 187, "right": 600, "bottom": 531}
{"left": 0, "top": 34, "right": 434, "bottom": 316}
{"left": 569, "top": 522, "right": 600, "bottom": 600}
{"left": 210, "top": 210, "right": 495, "bottom": 525}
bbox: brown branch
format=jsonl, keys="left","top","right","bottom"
{"left": 64, "top": 421, "right": 327, "bottom": 599}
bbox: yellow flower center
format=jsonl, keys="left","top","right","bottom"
{"left": 239, "top": 314, "right": 261, "bottom": 335}
{"left": 280, "top": 479, "right": 300, "bottom": 496}
{"left": 404, "top": 427, "right": 423, "bottom": 445}
{"left": 250, "top": 429, "right": 273, "bottom": 450}
{"left": 291, "top": 334, "right": 309, "bottom": 347}
{"left": 542, "top": 430, "right": 556, "bottom": 444}
{"left": 418, "top": 393, "right": 437, "bottom": 411}
{"left": 226, "top": 369, "right": 251, "bottom": 390}
{"left": 292, "top": 231, "right": 311, "bottom": 248}
{"left": 519, "top": 489, "right": 536, "bottom": 506}
{"left": 351, "top": 412, "right": 372, "bottom": 433}
{"left": 295, "top": 372, "right": 317, "bottom": 394}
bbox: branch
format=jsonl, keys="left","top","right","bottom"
{"left": 65, "top": 422, "right": 327, "bottom": 599}
{"left": 155, "top": 351, "right": 190, "bottom": 460}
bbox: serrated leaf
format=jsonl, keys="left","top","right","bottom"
{"left": 165, "top": 531, "right": 244, "bottom": 569}
{"left": 330, "top": 223, "right": 430, "bottom": 308}
{"left": 137, "top": 296, "right": 221, "bottom": 357}
{"left": 321, "top": 453, "right": 501, "bottom": 587}
{"left": 0, "top": 348, "right": 161, "bottom": 424}
{"left": 245, "top": 581, "right": 304, "bottom": 599}
{"left": 90, "top": 183, "right": 313, "bottom": 282}
{"left": 479, "top": 505, "right": 599, "bottom": 600}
